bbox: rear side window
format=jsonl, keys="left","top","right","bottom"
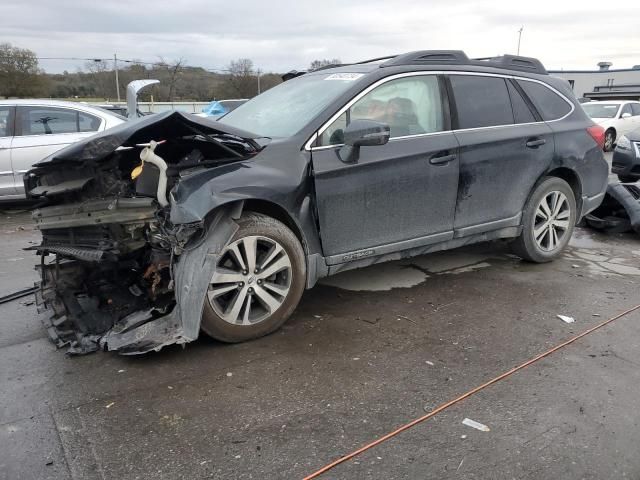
{"left": 450, "top": 76, "right": 514, "bottom": 129}
{"left": 632, "top": 104, "right": 640, "bottom": 116}
{"left": 507, "top": 81, "right": 536, "bottom": 124}
{"left": 517, "top": 80, "right": 572, "bottom": 121}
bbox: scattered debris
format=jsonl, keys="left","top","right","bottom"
{"left": 105, "top": 402, "right": 115, "bottom": 409}
{"left": 226, "top": 372, "right": 233, "bottom": 377}
{"left": 425, "top": 361, "right": 435, "bottom": 366}
{"left": 585, "top": 183, "right": 640, "bottom": 236}
{"left": 557, "top": 314, "right": 575, "bottom": 324}
{"left": 462, "top": 418, "right": 490, "bottom": 432}
{"left": 45, "top": 460, "right": 54, "bottom": 466}
{"left": 460, "top": 434, "right": 467, "bottom": 439}
{"left": 117, "top": 369, "right": 125, "bottom": 373}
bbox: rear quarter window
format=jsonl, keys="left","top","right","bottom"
{"left": 517, "top": 80, "right": 572, "bottom": 121}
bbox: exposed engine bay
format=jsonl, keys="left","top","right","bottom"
{"left": 26, "top": 112, "right": 264, "bottom": 355}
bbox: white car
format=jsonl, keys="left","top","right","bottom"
{"left": 581, "top": 100, "right": 640, "bottom": 151}
{"left": 0, "top": 100, "right": 125, "bottom": 200}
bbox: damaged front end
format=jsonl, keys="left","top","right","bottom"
{"left": 27, "top": 111, "right": 263, "bottom": 355}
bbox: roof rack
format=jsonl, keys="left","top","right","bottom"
{"left": 380, "top": 50, "right": 548, "bottom": 75}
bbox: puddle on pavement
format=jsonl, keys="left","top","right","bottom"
{"left": 319, "top": 250, "right": 498, "bottom": 291}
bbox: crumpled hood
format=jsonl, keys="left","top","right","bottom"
{"left": 34, "top": 110, "right": 262, "bottom": 166}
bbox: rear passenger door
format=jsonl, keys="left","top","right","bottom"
{"left": 447, "top": 74, "right": 554, "bottom": 236}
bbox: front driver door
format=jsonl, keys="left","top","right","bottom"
{"left": 310, "top": 74, "right": 459, "bottom": 262}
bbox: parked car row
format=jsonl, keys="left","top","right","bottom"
{"left": 581, "top": 100, "right": 640, "bottom": 151}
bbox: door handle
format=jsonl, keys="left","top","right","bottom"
{"left": 429, "top": 154, "right": 457, "bottom": 165}
{"left": 525, "top": 138, "right": 546, "bottom": 148}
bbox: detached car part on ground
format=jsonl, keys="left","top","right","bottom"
{"left": 27, "top": 50, "right": 609, "bottom": 355}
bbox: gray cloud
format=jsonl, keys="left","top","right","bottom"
{"left": 2, "top": 0, "right": 639, "bottom": 73}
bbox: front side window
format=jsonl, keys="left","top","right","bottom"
{"left": 0, "top": 107, "right": 11, "bottom": 138}
{"left": 21, "top": 107, "right": 81, "bottom": 135}
{"left": 450, "top": 75, "right": 514, "bottom": 129}
{"left": 631, "top": 104, "right": 640, "bottom": 116}
{"left": 620, "top": 104, "right": 633, "bottom": 117}
{"left": 318, "top": 75, "right": 444, "bottom": 146}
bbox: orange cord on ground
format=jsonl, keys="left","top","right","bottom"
{"left": 303, "top": 303, "right": 640, "bottom": 480}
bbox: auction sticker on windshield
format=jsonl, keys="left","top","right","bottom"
{"left": 324, "top": 73, "right": 364, "bottom": 81}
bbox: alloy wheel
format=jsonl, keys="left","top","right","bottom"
{"left": 207, "top": 235, "right": 292, "bottom": 325}
{"left": 533, "top": 190, "right": 571, "bottom": 252}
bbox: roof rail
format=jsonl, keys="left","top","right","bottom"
{"left": 380, "top": 50, "right": 547, "bottom": 75}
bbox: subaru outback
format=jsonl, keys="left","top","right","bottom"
{"left": 25, "top": 50, "right": 609, "bottom": 355}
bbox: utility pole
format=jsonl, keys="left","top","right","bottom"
{"left": 257, "top": 69, "right": 261, "bottom": 95}
{"left": 517, "top": 27, "right": 524, "bottom": 55}
{"left": 114, "top": 53, "right": 121, "bottom": 102}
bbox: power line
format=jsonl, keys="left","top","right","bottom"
{"left": 34, "top": 56, "right": 236, "bottom": 73}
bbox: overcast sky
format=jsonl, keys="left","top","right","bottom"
{"left": 3, "top": 0, "right": 640, "bottom": 74}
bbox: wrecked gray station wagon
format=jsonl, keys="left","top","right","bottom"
{"left": 27, "top": 51, "right": 609, "bottom": 355}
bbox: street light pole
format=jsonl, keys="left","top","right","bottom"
{"left": 114, "top": 53, "right": 121, "bottom": 102}
{"left": 517, "top": 27, "right": 524, "bottom": 55}
{"left": 257, "top": 69, "right": 261, "bottom": 95}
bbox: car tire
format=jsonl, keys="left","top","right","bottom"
{"left": 604, "top": 129, "right": 616, "bottom": 152}
{"left": 201, "top": 212, "right": 306, "bottom": 343}
{"left": 511, "top": 177, "right": 577, "bottom": 263}
{"left": 617, "top": 175, "right": 638, "bottom": 183}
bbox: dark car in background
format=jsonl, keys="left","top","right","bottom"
{"left": 25, "top": 50, "right": 608, "bottom": 355}
{"left": 612, "top": 128, "right": 640, "bottom": 182}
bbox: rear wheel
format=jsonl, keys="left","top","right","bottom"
{"left": 511, "top": 177, "right": 577, "bottom": 263}
{"left": 201, "top": 213, "right": 306, "bottom": 343}
{"left": 604, "top": 129, "right": 616, "bottom": 152}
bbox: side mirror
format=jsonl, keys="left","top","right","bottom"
{"left": 621, "top": 112, "right": 632, "bottom": 119}
{"left": 339, "top": 119, "right": 390, "bottom": 163}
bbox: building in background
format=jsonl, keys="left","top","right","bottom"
{"left": 550, "top": 62, "right": 640, "bottom": 101}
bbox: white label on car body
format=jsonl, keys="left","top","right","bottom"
{"left": 324, "top": 73, "right": 364, "bottom": 81}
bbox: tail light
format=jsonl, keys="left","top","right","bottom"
{"left": 587, "top": 125, "right": 605, "bottom": 150}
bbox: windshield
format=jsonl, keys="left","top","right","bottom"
{"left": 219, "top": 72, "right": 364, "bottom": 137}
{"left": 582, "top": 103, "right": 620, "bottom": 119}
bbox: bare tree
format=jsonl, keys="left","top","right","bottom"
{"left": 84, "top": 59, "right": 111, "bottom": 99}
{"left": 309, "top": 58, "right": 342, "bottom": 71}
{"left": 225, "top": 58, "right": 257, "bottom": 98}
{"left": 0, "top": 43, "right": 47, "bottom": 98}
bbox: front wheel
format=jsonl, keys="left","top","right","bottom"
{"left": 201, "top": 212, "right": 306, "bottom": 343}
{"left": 511, "top": 177, "right": 577, "bottom": 263}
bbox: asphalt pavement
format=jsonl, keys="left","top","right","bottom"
{"left": 1, "top": 204, "right": 639, "bottom": 480}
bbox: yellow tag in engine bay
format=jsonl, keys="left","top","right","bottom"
{"left": 131, "top": 162, "right": 144, "bottom": 180}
